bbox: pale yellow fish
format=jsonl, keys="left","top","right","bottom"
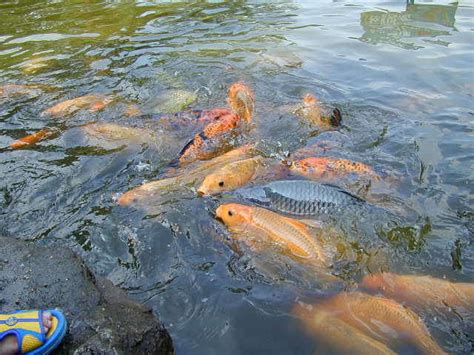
{"left": 0, "top": 84, "right": 42, "bottom": 97}
{"left": 119, "top": 144, "right": 255, "bottom": 206}
{"left": 312, "top": 292, "right": 446, "bottom": 355}
{"left": 362, "top": 272, "right": 474, "bottom": 312}
{"left": 43, "top": 94, "right": 113, "bottom": 116}
{"left": 81, "top": 122, "right": 154, "bottom": 143}
{"left": 292, "top": 304, "right": 396, "bottom": 355}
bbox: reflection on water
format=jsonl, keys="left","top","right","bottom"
{"left": 360, "top": 2, "right": 458, "bottom": 49}
{"left": 1, "top": 0, "right": 473, "bottom": 354}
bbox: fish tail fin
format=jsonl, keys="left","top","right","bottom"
{"left": 330, "top": 107, "right": 342, "bottom": 127}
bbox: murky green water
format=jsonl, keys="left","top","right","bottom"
{"left": 1, "top": 1, "right": 473, "bottom": 354}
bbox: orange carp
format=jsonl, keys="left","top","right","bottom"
{"left": 294, "top": 93, "right": 341, "bottom": 128}
{"left": 216, "top": 203, "right": 327, "bottom": 264}
{"left": 290, "top": 156, "right": 381, "bottom": 181}
{"left": 292, "top": 305, "right": 395, "bottom": 355}
{"left": 178, "top": 82, "right": 254, "bottom": 165}
{"left": 301, "top": 292, "right": 446, "bottom": 355}
{"left": 362, "top": 272, "right": 474, "bottom": 313}
{"left": 42, "top": 94, "right": 113, "bottom": 116}
{"left": 10, "top": 128, "right": 56, "bottom": 149}
{"left": 197, "top": 157, "right": 267, "bottom": 195}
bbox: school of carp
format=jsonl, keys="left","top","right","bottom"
{"left": 3, "top": 82, "right": 473, "bottom": 354}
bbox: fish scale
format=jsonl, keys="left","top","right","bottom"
{"left": 251, "top": 207, "right": 324, "bottom": 260}
{"left": 238, "top": 180, "right": 366, "bottom": 217}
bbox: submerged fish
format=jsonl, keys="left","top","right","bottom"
{"left": 303, "top": 292, "right": 446, "bottom": 355}
{"left": 292, "top": 305, "right": 395, "bottom": 355}
{"left": 216, "top": 203, "right": 328, "bottom": 263}
{"left": 197, "top": 157, "right": 267, "bottom": 196}
{"left": 178, "top": 82, "right": 254, "bottom": 165}
{"left": 43, "top": 94, "right": 113, "bottom": 116}
{"left": 81, "top": 122, "right": 156, "bottom": 143}
{"left": 152, "top": 89, "right": 197, "bottom": 113}
{"left": 291, "top": 157, "right": 381, "bottom": 181}
{"left": 294, "top": 93, "right": 341, "bottom": 128}
{"left": 236, "top": 180, "right": 367, "bottom": 217}
{"left": 0, "top": 84, "right": 43, "bottom": 97}
{"left": 362, "top": 272, "right": 474, "bottom": 313}
{"left": 119, "top": 144, "right": 254, "bottom": 206}
{"left": 10, "top": 128, "right": 56, "bottom": 149}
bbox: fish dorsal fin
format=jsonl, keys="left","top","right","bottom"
{"left": 320, "top": 182, "right": 366, "bottom": 202}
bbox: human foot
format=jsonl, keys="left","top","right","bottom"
{"left": 0, "top": 312, "right": 52, "bottom": 354}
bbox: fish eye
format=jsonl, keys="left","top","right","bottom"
{"left": 219, "top": 181, "right": 225, "bottom": 187}
{"left": 228, "top": 210, "right": 233, "bottom": 216}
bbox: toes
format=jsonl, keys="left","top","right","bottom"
{"left": 43, "top": 312, "right": 52, "bottom": 331}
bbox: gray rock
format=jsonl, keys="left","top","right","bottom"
{"left": 0, "top": 237, "right": 173, "bottom": 354}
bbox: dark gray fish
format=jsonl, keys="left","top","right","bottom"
{"left": 236, "top": 180, "right": 367, "bottom": 217}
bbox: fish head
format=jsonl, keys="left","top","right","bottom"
{"left": 216, "top": 203, "right": 253, "bottom": 227}
{"left": 227, "top": 82, "right": 254, "bottom": 122}
{"left": 303, "top": 93, "right": 319, "bottom": 106}
{"left": 290, "top": 157, "right": 327, "bottom": 179}
{"left": 198, "top": 168, "right": 234, "bottom": 196}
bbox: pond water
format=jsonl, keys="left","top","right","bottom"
{"left": 1, "top": 1, "right": 473, "bottom": 354}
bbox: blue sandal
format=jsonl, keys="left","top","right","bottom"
{"left": 0, "top": 309, "right": 67, "bottom": 354}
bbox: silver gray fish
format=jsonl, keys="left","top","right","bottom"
{"left": 236, "top": 180, "right": 367, "bottom": 217}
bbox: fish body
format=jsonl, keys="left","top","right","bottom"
{"left": 227, "top": 82, "right": 254, "bottom": 122}
{"left": 10, "top": 128, "right": 55, "bottom": 149}
{"left": 81, "top": 122, "right": 155, "bottom": 143}
{"left": 152, "top": 89, "right": 197, "bottom": 113}
{"left": 197, "top": 157, "right": 265, "bottom": 195}
{"left": 216, "top": 203, "right": 327, "bottom": 263}
{"left": 294, "top": 93, "right": 341, "bottom": 128}
{"left": 291, "top": 157, "right": 381, "bottom": 181}
{"left": 178, "top": 111, "right": 240, "bottom": 165}
{"left": 0, "top": 84, "right": 42, "bottom": 97}
{"left": 119, "top": 145, "right": 254, "bottom": 206}
{"left": 314, "top": 292, "right": 446, "bottom": 355}
{"left": 237, "top": 180, "right": 366, "bottom": 217}
{"left": 177, "top": 82, "right": 254, "bottom": 165}
{"left": 292, "top": 305, "right": 395, "bottom": 355}
{"left": 43, "top": 94, "right": 112, "bottom": 116}
{"left": 362, "top": 272, "right": 474, "bottom": 312}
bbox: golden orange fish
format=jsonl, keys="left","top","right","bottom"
{"left": 362, "top": 272, "right": 474, "bottom": 313}
{"left": 178, "top": 82, "right": 254, "bottom": 165}
{"left": 291, "top": 157, "right": 381, "bottom": 181}
{"left": 306, "top": 292, "right": 446, "bottom": 355}
{"left": 197, "top": 157, "right": 266, "bottom": 196}
{"left": 294, "top": 93, "right": 341, "bottom": 128}
{"left": 119, "top": 144, "right": 254, "bottom": 206}
{"left": 43, "top": 94, "right": 113, "bottom": 116}
{"left": 10, "top": 128, "right": 55, "bottom": 149}
{"left": 292, "top": 305, "right": 395, "bottom": 355}
{"left": 216, "top": 203, "right": 327, "bottom": 264}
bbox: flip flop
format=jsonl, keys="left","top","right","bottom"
{"left": 0, "top": 309, "right": 67, "bottom": 354}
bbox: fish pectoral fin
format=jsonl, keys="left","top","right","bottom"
{"left": 282, "top": 217, "right": 311, "bottom": 235}
{"left": 299, "top": 219, "right": 323, "bottom": 229}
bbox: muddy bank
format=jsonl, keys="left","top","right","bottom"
{"left": 0, "top": 236, "right": 173, "bottom": 354}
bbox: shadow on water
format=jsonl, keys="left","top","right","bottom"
{"left": 360, "top": 1, "right": 458, "bottom": 49}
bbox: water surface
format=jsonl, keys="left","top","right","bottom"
{"left": 1, "top": 1, "right": 473, "bottom": 354}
